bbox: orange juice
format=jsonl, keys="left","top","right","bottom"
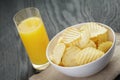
{"left": 18, "top": 17, "right": 49, "bottom": 65}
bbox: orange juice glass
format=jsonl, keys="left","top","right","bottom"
{"left": 13, "top": 7, "right": 49, "bottom": 70}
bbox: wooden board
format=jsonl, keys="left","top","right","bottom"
{"left": 30, "top": 33, "right": 120, "bottom": 80}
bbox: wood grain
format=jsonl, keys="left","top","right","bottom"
{"left": 0, "top": 0, "right": 120, "bottom": 80}
{"left": 40, "top": 0, "right": 120, "bottom": 39}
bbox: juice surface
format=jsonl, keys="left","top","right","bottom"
{"left": 18, "top": 17, "right": 49, "bottom": 65}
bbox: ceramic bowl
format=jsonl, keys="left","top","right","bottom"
{"left": 46, "top": 22, "right": 116, "bottom": 77}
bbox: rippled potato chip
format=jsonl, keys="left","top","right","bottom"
{"left": 91, "top": 31, "right": 108, "bottom": 46}
{"left": 57, "top": 37, "right": 63, "bottom": 43}
{"left": 84, "top": 40, "right": 96, "bottom": 48}
{"left": 79, "top": 22, "right": 108, "bottom": 38}
{"left": 97, "top": 31, "right": 108, "bottom": 45}
{"left": 62, "top": 27, "right": 81, "bottom": 44}
{"left": 66, "top": 39, "right": 79, "bottom": 47}
{"left": 98, "top": 41, "right": 113, "bottom": 53}
{"left": 65, "top": 30, "right": 90, "bottom": 48}
{"left": 79, "top": 22, "right": 108, "bottom": 46}
{"left": 78, "top": 47, "right": 104, "bottom": 65}
{"left": 78, "top": 30, "right": 90, "bottom": 48}
{"left": 51, "top": 43, "right": 66, "bottom": 64}
{"left": 62, "top": 46, "right": 81, "bottom": 67}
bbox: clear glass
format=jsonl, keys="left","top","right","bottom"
{"left": 13, "top": 7, "right": 49, "bottom": 70}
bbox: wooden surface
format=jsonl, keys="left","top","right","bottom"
{"left": 0, "top": 0, "right": 120, "bottom": 80}
{"left": 30, "top": 33, "right": 120, "bottom": 80}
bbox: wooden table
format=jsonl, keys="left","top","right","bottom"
{"left": 0, "top": 0, "right": 120, "bottom": 80}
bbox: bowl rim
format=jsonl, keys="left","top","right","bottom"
{"left": 46, "top": 22, "right": 116, "bottom": 69}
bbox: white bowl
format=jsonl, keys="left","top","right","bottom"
{"left": 46, "top": 22, "right": 116, "bottom": 77}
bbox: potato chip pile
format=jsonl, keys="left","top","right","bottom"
{"left": 50, "top": 22, "right": 113, "bottom": 67}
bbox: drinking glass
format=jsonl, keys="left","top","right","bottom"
{"left": 13, "top": 7, "right": 49, "bottom": 70}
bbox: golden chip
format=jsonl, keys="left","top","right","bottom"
{"left": 97, "top": 31, "right": 108, "bottom": 45}
{"left": 91, "top": 31, "right": 108, "bottom": 46}
{"left": 51, "top": 43, "right": 66, "bottom": 64}
{"left": 98, "top": 41, "right": 113, "bottom": 53}
{"left": 62, "top": 46, "right": 81, "bottom": 67}
{"left": 78, "top": 47, "right": 104, "bottom": 65}
{"left": 64, "top": 38, "right": 79, "bottom": 47}
{"left": 66, "top": 30, "right": 90, "bottom": 48}
{"left": 79, "top": 22, "right": 108, "bottom": 46}
{"left": 62, "top": 27, "right": 81, "bottom": 44}
{"left": 57, "top": 37, "right": 63, "bottom": 43}
{"left": 79, "top": 22, "right": 108, "bottom": 38}
{"left": 84, "top": 40, "right": 96, "bottom": 48}
{"left": 78, "top": 30, "right": 90, "bottom": 48}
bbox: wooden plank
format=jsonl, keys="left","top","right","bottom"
{"left": 40, "top": 0, "right": 120, "bottom": 40}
